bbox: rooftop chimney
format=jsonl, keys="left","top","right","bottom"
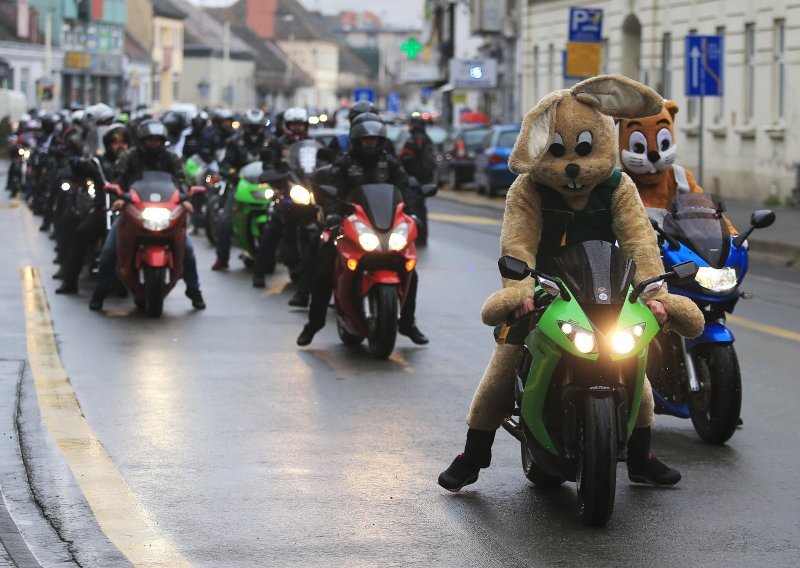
{"left": 246, "top": 0, "right": 276, "bottom": 39}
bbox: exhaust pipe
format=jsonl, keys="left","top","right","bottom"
{"left": 502, "top": 417, "right": 526, "bottom": 443}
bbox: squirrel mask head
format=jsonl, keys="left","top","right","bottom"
{"left": 618, "top": 100, "right": 679, "bottom": 188}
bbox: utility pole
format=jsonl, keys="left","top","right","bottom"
{"left": 44, "top": 10, "right": 52, "bottom": 109}
{"left": 223, "top": 20, "right": 231, "bottom": 106}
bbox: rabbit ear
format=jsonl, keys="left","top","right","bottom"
{"left": 509, "top": 90, "right": 565, "bottom": 174}
{"left": 571, "top": 74, "right": 664, "bottom": 119}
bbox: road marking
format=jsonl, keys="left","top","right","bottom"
{"left": 0, "top": 197, "right": 20, "bottom": 210}
{"left": 428, "top": 212, "right": 502, "bottom": 226}
{"left": 20, "top": 267, "right": 190, "bottom": 567}
{"left": 728, "top": 314, "right": 800, "bottom": 343}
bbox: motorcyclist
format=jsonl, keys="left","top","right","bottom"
{"left": 55, "top": 124, "right": 130, "bottom": 294}
{"left": 180, "top": 111, "right": 209, "bottom": 160}
{"left": 211, "top": 108, "right": 274, "bottom": 271}
{"left": 198, "top": 108, "right": 235, "bottom": 164}
{"left": 347, "top": 101, "right": 396, "bottom": 155}
{"left": 88, "top": 120, "right": 206, "bottom": 311}
{"left": 296, "top": 113, "right": 428, "bottom": 346}
{"left": 83, "top": 103, "right": 116, "bottom": 157}
{"left": 160, "top": 110, "right": 186, "bottom": 154}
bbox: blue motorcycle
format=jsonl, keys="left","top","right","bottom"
{"left": 646, "top": 193, "right": 775, "bottom": 444}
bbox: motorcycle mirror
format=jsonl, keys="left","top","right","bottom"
{"left": 420, "top": 183, "right": 438, "bottom": 198}
{"left": 668, "top": 261, "right": 699, "bottom": 285}
{"left": 103, "top": 183, "right": 122, "bottom": 196}
{"left": 318, "top": 184, "right": 338, "bottom": 199}
{"left": 751, "top": 209, "right": 775, "bottom": 229}
{"left": 498, "top": 256, "right": 531, "bottom": 281}
{"left": 189, "top": 185, "right": 206, "bottom": 197}
{"left": 638, "top": 280, "right": 665, "bottom": 301}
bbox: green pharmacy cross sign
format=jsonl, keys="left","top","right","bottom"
{"left": 401, "top": 37, "right": 423, "bottom": 60}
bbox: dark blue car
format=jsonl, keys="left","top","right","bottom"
{"left": 474, "top": 124, "right": 521, "bottom": 197}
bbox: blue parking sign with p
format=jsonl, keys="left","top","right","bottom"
{"left": 569, "top": 7, "right": 603, "bottom": 43}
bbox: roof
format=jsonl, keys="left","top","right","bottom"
{"left": 153, "top": 2, "right": 187, "bottom": 20}
{"left": 125, "top": 31, "right": 150, "bottom": 62}
{"left": 164, "top": 0, "right": 254, "bottom": 58}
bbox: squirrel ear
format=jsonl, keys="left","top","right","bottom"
{"left": 665, "top": 100, "right": 680, "bottom": 118}
{"left": 571, "top": 74, "right": 664, "bottom": 119}
{"left": 509, "top": 90, "right": 564, "bottom": 174}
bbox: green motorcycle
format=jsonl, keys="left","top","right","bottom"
{"left": 497, "top": 241, "right": 696, "bottom": 526}
{"left": 228, "top": 161, "right": 274, "bottom": 265}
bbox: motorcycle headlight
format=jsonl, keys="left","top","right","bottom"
{"left": 141, "top": 207, "right": 171, "bottom": 231}
{"left": 558, "top": 320, "right": 598, "bottom": 354}
{"left": 24, "top": 150, "right": 30, "bottom": 159}
{"left": 289, "top": 184, "right": 312, "bottom": 205}
{"left": 61, "top": 182, "right": 71, "bottom": 191}
{"left": 18, "top": 148, "right": 24, "bottom": 156}
{"left": 610, "top": 324, "right": 646, "bottom": 355}
{"left": 354, "top": 221, "right": 380, "bottom": 252}
{"left": 388, "top": 222, "right": 410, "bottom": 251}
{"left": 695, "top": 267, "right": 738, "bottom": 292}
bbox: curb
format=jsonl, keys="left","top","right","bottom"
{"left": 434, "top": 188, "right": 800, "bottom": 269}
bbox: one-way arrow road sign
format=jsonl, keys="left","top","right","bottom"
{"left": 685, "top": 35, "right": 723, "bottom": 97}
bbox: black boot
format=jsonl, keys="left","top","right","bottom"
{"left": 185, "top": 288, "right": 206, "bottom": 310}
{"left": 252, "top": 274, "right": 266, "bottom": 288}
{"left": 626, "top": 427, "right": 681, "bottom": 486}
{"left": 89, "top": 291, "right": 106, "bottom": 311}
{"left": 297, "top": 321, "right": 324, "bottom": 346}
{"left": 438, "top": 429, "right": 495, "bottom": 492}
{"left": 399, "top": 320, "right": 429, "bottom": 345}
{"left": 288, "top": 291, "right": 308, "bottom": 307}
{"left": 55, "top": 282, "right": 79, "bottom": 295}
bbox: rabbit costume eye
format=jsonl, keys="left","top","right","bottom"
{"left": 575, "top": 131, "right": 593, "bottom": 156}
{"left": 549, "top": 133, "right": 566, "bottom": 157}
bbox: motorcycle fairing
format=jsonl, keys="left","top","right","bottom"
{"left": 351, "top": 184, "right": 403, "bottom": 232}
{"left": 661, "top": 239, "right": 747, "bottom": 301}
{"left": 662, "top": 193, "right": 730, "bottom": 268}
{"left": 685, "top": 320, "right": 735, "bottom": 349}
{"left": 137, "top": 245, "right": 173, "bottom": 268}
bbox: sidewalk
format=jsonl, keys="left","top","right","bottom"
{"left": 435, "top": 188, "right": 800, "bottom": 269}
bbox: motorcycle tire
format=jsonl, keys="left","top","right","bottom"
{"left": 143, "top": 266, "right": 165, "bottom": 318}
{"left": 337, "top": 319, "right": 363, "bottom": 346}
{"left": 577, "top": 395, "right": 617, "bottom": 527}
{"left": 366, "top": 284, "right": 398, "bottom": 360}
{"left": 205, "top": 196, "right": 221, "bottom": 246}
{"left": 688, "top": 344, "right": 742, "bottom": 445}
{"left": 521, "top": 443, "right": 564, "bottom": 488}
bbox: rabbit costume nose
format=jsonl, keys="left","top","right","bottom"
{"left": 565, "top": 164, "right": 581, "bottom": 179}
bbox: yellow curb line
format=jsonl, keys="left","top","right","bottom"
{"left": 20, "top": 267, "right": 191, "bottom": 567}
{"left": 728, "top": 314, "right": 800, "bottom": 343}
{"left": 428, "top": 212, "right": 503, "bottom": 226}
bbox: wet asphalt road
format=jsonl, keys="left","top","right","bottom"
{"left": 1, "top": 188, "right": 799, "bottom": 567}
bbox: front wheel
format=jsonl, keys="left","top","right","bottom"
{"left": 143, "top": 266, "right": 165, "bottom": 318}
{"left": 521, "top": 443, "right": 564, "bottom": 488}
{"left": 337, "top": 319, "right": 364, "bottom": 346}
{"left": 205, "top": 195, "right": 221, "bottom": 246}
{"left": 366, "top": 284, "right": 398, "bottom": 359}
{"left": 688, "top": 344, "right": 742, "bottom": 445}
{"left": 577, "top": 395, "right": 617, "bottom": 527}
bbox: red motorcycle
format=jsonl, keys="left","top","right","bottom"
{"left": 104, "top": 171, "right": 204, "bottom": 317}
{"left": 319, "top": 182, "right": 436, "bottom": 359}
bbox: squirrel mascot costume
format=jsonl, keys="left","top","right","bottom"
{"left": 618, "top": 100, "right": 737, "bottom": 232}
{"left": 439, "top": 76, "right": 704, "bottom": 492}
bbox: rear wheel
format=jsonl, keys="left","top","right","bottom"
{"left": 577, "top": 395, "right": 617, "bottom": 527}
{"left": 521, "top": 443, "right": 564, "bottom": 488}
{"left": 143, "top": 266, "right": 165, "bottom": 318}
{"left": 366, "top": 284, "right": 398, "bottom": 359}
{"left": 337, "top": 319, "right": 364, "bottom": 346}
{"left": 688, "top": 344, "right": 741, "bottom": 445}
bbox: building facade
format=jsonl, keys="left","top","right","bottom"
{"left": 521, "top": 0, "right": 800, "bottom": 202}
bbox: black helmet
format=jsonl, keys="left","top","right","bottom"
{"left": 409, "top": 115, "right": 426, "bottom": 132}
{"left": 136, "top": 119, "right": 168, "bottom": 158}
{"left": 348, "top": 101, "right": 378, "bottom": 123}
{"left": 41, "top": 113, "right": 62, "bottom": 136}
{"left": 102, "top": 123, "right": 130, "bottom": 160}
{"left": 242, "top": 108, "right": 266, "bottom": 143}
{"left": 191, "top": 111, "right": 208, "bottom": 132}
{"left": 349, "top": 113, "right": 387, "bottom": 140}
{"left": 160, "top": 111, "right": 185, "bottom": 139}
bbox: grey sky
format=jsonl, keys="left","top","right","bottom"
{"left": 192, "top": 0, "right": 425, "bottom": 29}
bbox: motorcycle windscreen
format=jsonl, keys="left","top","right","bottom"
{"left": 662, "top": 193, "right": 730, "bottom": 268}
{"left": 129, "top": 171, "right": 179, "bottom": 203}
{"left": 554, "top": 241, "right": 636, "bottom": 328}
{"left": 288, "top": 140, "right": 323, "bottom": 177}
{"left": 239, "top": 161, "right": 264, "bottom": 185}
{"left": 352, "top": 184, "right": 402, "bottom": 232}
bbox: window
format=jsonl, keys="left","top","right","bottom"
{"left": 744, "top": 23, "right": 756, "bottom": 122}
{"left": 660, "top": 33, "right": 672, "bottom": 98}
{"left": 714, "top": 26, "right": 725, "bottom": 122}
{"left": 547, "top": 44, "right": 554, "bottom": 93}
{"left": 152, "top": 73, "right": 160, "bottom": 104}
{"left": 774, "top": 19, "right": 786, "bottom": 121}
{"left": 532, "top": 45, "right": 539, "bottom": 102}
{"left": 172, "top": 73, "right": 180, "bottom": 101}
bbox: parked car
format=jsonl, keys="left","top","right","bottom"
{"left": 474, "top": 124, "right": 521, "bottom": 197}
{"left": 434, "top": 125, "right": 491, "bottom": 189}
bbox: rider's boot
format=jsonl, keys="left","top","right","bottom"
{"left": 288, "top": 290, "right": 308, "bottom": 307}
{"left": 399, "top": 318, "right": 429, "bottom": 345}
{"left": 438, "top": 429, "right": 495, "bottom": 492}
{"left": 89, "top": 290, "right": 106, "bottom": 311}
{"left": 626, "top": 426, "right": 681, "bottom": 486}
{"left": 185, "top": 288, "right": 206, "bottom": 310}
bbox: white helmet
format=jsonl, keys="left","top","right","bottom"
{"left": 85, "top": 103, "right": 115, "bottom": 125}
{"left": 283, "top": 107, "right": 308, "bottom": 124}
{"left": 71, "top": 110, "right": 85, "bottom": 125}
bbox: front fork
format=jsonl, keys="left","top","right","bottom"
{"left": 681, "top": 337, "right": 701, "bottom": 392}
